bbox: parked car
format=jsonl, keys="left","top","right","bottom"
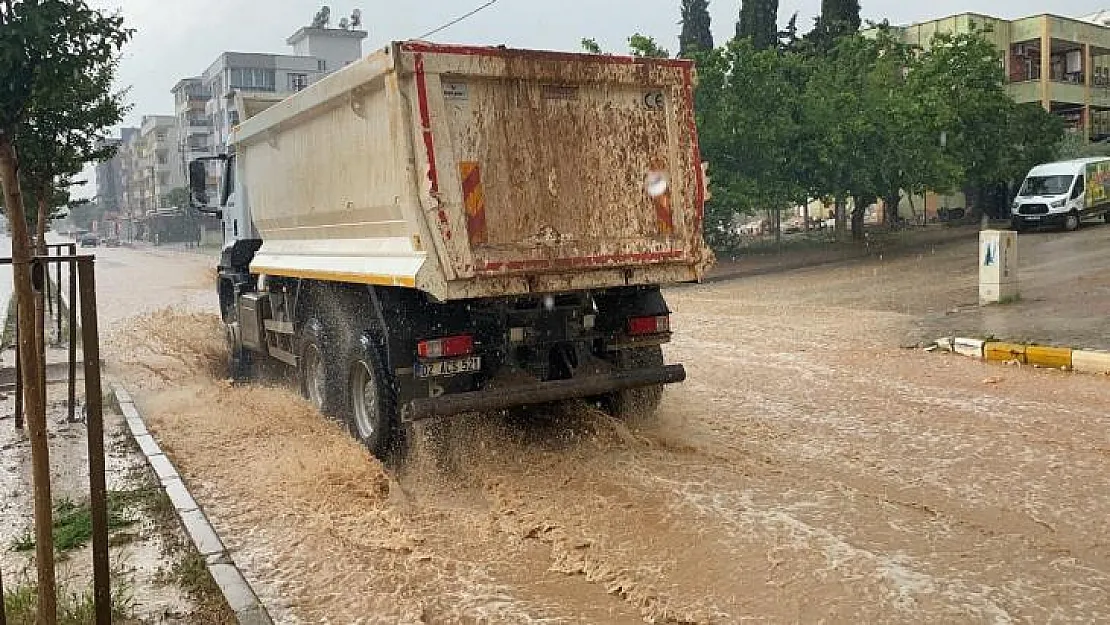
{"left": 79, "top": 234, "right": 99, "bottom": 248}
{"left": 104, "top": 237, "right": 120, "bottom": 248}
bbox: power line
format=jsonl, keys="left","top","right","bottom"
{"left": 416, "top": 0, "right": 501, "bottom": 40}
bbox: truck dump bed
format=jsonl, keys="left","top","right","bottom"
{"left": 233, "top": 41, "right": 713, "bottom": 301}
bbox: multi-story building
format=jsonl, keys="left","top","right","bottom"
{"left": 201, "top": 25, "right": 366, "bottom": 153}
{"left": 171, "top": 77, "right": 214, "bottom": 196}
{"left": 893, "top": 11, "right": 1110, "bottom": 140}
{"left": 94, "top": 134, "right": 126, "bottom": 216}
{"left": 132, "top": 115, "right": 180, "bottom": 215}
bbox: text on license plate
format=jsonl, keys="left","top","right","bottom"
{"left": 416, "top": 356, "right": 482, "bottom": 378}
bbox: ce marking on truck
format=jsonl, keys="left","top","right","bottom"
{"left": 643, "top": 91, "right": 666, "bottom": 110}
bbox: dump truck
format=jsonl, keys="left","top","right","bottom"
{"left": 189, "top": 41, "right": 713, "bottom": 457}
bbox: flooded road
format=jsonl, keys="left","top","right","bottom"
{"left": 93, "top": 231, "right": 1110, "bottom": 624}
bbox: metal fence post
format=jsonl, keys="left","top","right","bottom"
{"left": 55, "top": 248, "right": 63, "bottom": 341}
{"left": 68, "top": 252, "right": 77, "bottom": 424}
{"left": 77, "top": 258, "right": 110, "bottom": 625}
{"left": 14, "top": 312, "right": 22, "bottom": 430}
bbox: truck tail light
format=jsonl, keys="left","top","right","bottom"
{"left": 417, "top": 335, "right": 474, "bottom": 359}
{"left": 628, "top": 315, "right": 670, "bottom": 336}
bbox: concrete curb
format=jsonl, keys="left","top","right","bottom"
{"left": 109, "top": 381, "right": 273, "bottom": 625}
{"left": 933, "top": 337, "right": 1110, "bottom": 374}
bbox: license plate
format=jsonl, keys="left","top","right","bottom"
{"left": 416, "top": 356, "right": 482, "bottom": 378}
{"left": 1027, "top": 215, "right": 1042, "bottom": 221}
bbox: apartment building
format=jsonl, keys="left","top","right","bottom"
{"left": 893, "top": 11, "right": 1110, "bottom": 140}
{"left": 201, "top": 25, "right": 365, "bottom": 153}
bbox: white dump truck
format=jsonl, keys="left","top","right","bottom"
{"left": 190, "top": 41, "right": 713, "bottom": 457}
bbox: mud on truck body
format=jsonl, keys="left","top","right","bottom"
{"left": 190, "top": 41, "right": 714, "bottom": 458}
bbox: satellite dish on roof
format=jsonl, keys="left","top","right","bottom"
{"left": 339, "top": 17, "right": 350, "bottom": 29}
{"left": 311, "top": 6, "right": 331, "bottom": 28}
{"left": 351, "top": 9, "right": 362, "bottom": 28}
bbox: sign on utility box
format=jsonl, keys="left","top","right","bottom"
{"left": 979, "top": 230, "right": 1019, "bottom": 305}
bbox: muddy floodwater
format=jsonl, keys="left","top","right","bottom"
{"left": 87, "top": 232, "right": 1110, "bottom": 624}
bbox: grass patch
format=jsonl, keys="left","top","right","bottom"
{"left": 123, "top": 466, "right": 235, "bottom": 623}
{"left": 10, "top": 495, "right": 137, "bottom": 554}
{"left": 2, "top": 577, "right": 135, "bottom": 624}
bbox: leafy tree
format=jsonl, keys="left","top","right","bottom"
{"left": 628, "top": 33, "right": 670, "bottom": 58}
{"left": 806, "top": 0, "right": 861, "bottom": 52}
{"left": 696, "top": 40, "right": 808, "bottom": 246}
{"left": 580, "top": 38, "right": 603, "bottom": 55}
{"left": 779, "top": 12, "right": 801, "bottom": 51}
{"left": 679, "top": 0, "right": 714, "bottom": 57}
{"left": 17, "top": 57, "right": 127, "bottom": 252}
{"left": 908, "top": 31, "right": 1062, "bottom": 219}
{"left": 737, "top": 0, "right": 780, "bottom": 51}
{"left": 166, "top": 186, "right": 190, "bottom": 208}
{"left": 0, "top": 3, "right": 130, "bottom": 614}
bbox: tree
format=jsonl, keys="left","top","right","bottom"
{"left": 779, "top": 12, "right": 801, "bottom": 51}
{"left": 696, "top": 40, "right": 808, "bottom": 247}
{"left": 736, "top": 0, "right": 780, "bottom": 51}
{"left": 0, "top": 2, "right": 130, "bottom": 617}
{"left": 628, "top": 33, "right": 670, "bottom": 58}
{"left": 17, "top": 57, "right": 127, "bottom": 253}
{"left": 806, "top": 0, "right": 861, "bottom": 52}
{"left": 908, "top": 31, "right": 1061, "bottom": 219}
{"left": 679, "top": 0, "right": 713, "bottom": 57}
{"left": 580, "top": 38, "right": 603, "bottom": 55}
{"left": 166, "top": 186, "right": 190, "bottom": 208}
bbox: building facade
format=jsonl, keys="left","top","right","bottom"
{"left": 171, "top": 77, "right": 214, "bottom": 197}
{"left": 893, "top": 12, "right": 1110, "bottom": 140}
{"left": 201, "top": 25, "right": 366, "bottom": 153}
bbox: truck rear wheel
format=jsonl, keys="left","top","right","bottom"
{"left": 299, "top": 318, "right": 347, "bottom": 419}
{"left": 603, "top": 346, "right": 665, "bottom": 422}
{"left": 346, "top": 331, "right": 398, "bottom": 459}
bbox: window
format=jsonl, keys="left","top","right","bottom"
{"left": 1073, "top": 174, "right": 1086, "bottom": 198}
{"left": 318, "top": 59, "right": 327, "bottom": 72}
{"left": 289, "top": 73, "right": 309, "bottom": 91}
{"left": 228, "top": 110, "right": 240, "bottom": 126}
{"left": 229, "top": 67, "right": 276, "bottom": 92}
{"left": 156, "top": 131, "right": 167, "bottom": 141}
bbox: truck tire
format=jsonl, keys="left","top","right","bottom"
{"left": 346, "top": 330, "right": 398, "bottom": 459}
{"left": 299, "top": 317, "right": 347, "bottom": 419}
{"left": 1065, "top": 211, "right": 1081, "bottom": 232}
{"left": 602, "top": 346, "right": 664, "bottom": 422}
{"left": 1104, "top": 211, "right": 1110, "bottom": 224}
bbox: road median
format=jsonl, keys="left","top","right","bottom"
{"left": 933, "top": 337, "right": 1110, "bottom": 374}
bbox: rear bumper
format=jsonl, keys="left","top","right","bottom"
{"left": 401, "top": 364, "right": 686, "bottom": 421}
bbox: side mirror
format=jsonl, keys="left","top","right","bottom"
{"left": 188, "top": 160, "right": 209, "bottom": 207}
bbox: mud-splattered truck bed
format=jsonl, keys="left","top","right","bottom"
{"left": 194, "top": 42, "right": 713, "bottom": 457}
{"left": 234, "top": 42, "right": 712, "bottom": 299}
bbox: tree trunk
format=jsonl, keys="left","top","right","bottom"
{"left": 883, "top": 192, "right": 901, "bottom": 228}
{"left": 851, "top": 205, "right": 867, "bottom": 240}
{"left": 36, "top": 193, "right": 48, "bottom": 255}
{"left": 835, "top": 195, "right": 847, "bottom": 235}
{"left": 773, "top": 208, "right": 782, "bottom": 244}
{"left": 802, "top": 202, "right": 810, "bottom": 232}
{"left": 0, "top": 136, "right": 57, "bottom": 621}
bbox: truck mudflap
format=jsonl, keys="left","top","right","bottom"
{"left": 401, "top": 364, "right": 686, "bottom": 422}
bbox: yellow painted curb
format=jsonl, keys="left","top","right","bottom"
{"left": 984, "top": 342, "right": 1026, "bottom": 363}
{"left": 1025, "top": 345, "right": 1072, "bottom": 369}
{"left": 1073, "top": 350, "right": 1110, "bottom": 375}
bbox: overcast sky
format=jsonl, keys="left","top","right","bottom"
{"left": 78, "top": 0, "right": 1104, "bottom": 195}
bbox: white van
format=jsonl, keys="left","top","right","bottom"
{"left": 1011, "top": 157, "right": 1110, "bottom": 232}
